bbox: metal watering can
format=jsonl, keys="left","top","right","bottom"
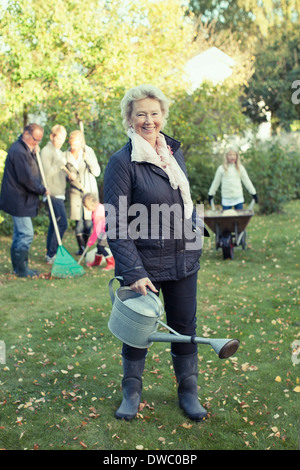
{"left": 108, "top": 277, "right": 239, "bottom": 359}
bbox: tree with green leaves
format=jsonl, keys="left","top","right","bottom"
{"left": 166, "top": 82, "right": 249, "bottom": 202}
{"left": 188, "top": 0, "right": 258, "bottom": 42}
{"left": 189, "top": 0, "right": 300, "bottom": 131}
{"left": 0, "top": 0, "right": 195, "bottom": 154}
{"left": 242, "top": 23, "right": 300, "bottom": 131}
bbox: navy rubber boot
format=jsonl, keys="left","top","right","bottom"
{"left": 172, "top": 352, "right": 208, "bottom": 421}
{"left": 115, "top": 357, "right": 145, "bottom": 420}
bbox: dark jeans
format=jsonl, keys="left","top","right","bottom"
{"left": 46, "top": 198, "right": 68, "bottom": 257}
{"left": 122, "top": 272, "right": 199, "bottom": 360}
{"left": 75, "top": 219, "right": 92, "bottom": 239}
{"left": 222, "top": 202, "right": 243, "bottom": 210}
{"left": 97, "top": 244, "right": 110, "bottom": 257}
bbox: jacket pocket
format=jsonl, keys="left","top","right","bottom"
{"left": 134, "top": 239, "right": 164, "bottom": 249}
{"left": 134, "top": 238, "right": 164, "bottom": 270}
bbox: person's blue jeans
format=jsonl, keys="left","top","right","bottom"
{"left": 222, "top": 203, "right": 243, "bottom": 210}
{"left": 46, "top": 197, "right": 68, "bottom": 257}
{"left": 12, "top": 216, "right": 34, "bottom": 251}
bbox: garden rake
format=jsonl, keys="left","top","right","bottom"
{"left": 36, "top": 150, "right": 85, "bottom": 278}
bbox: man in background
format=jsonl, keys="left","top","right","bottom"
{"left": 0, "top": 123, "right": 48, "bottom": 277}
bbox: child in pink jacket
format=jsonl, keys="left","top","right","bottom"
{"left": 82, "top": 193, "right": 115, "bottom": 271}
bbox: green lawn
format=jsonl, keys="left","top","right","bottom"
{"left": 0, "top": 200, "right": 299, "bottom": 450}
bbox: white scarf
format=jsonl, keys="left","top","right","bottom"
{"left": 128, "top": 128, "right": 193, "bottom": 219}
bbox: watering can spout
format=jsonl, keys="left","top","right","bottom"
{"left": 208, "top": 338, "right": 240, "bottom": 359}
{"left": 148, "top": 332, "right": 239, "bottom": 359}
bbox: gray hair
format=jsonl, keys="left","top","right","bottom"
{"left": 23, "top": 123, "right": 43, "bottom": 134}
{"left": 120, "top": 84, "right": 169, "bottom": 130}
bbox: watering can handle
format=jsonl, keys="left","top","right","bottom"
{"left": 108, "top": 276, "right": 124, "bottom": 304}
{"left": 108, "top": 277, "right": 164, "bottom": 318}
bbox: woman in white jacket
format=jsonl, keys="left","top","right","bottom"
{"left": 208, "top": 149, "right": 258, "bottom": 210}
{"left": 66, "top": 130, "right": 101, "bottom": 254}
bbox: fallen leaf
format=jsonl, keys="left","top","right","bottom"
{"left": 181, "top": 422, "right": 193, "bottom": 429}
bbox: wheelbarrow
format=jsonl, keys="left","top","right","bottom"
{"left": 204, "top": 199, "right": 255, "bottom": 259}
{"left": 107, "top": 277, "right": 239, "bottom": 359}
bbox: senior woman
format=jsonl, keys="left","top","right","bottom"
{"left": 66, "top": 130, "right": 101, "bottom": 254}
{"left": 104, "top": 84, "right": 208, "bottom": 422}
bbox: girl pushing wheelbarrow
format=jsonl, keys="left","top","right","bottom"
{"left": 206, "top": 148, "right": 258, "bottom": 259}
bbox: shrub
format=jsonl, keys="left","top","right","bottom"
{"left": 166, "top": 83, "right": 248, "bottom": 204}
{"left": 243, "top": 140, "right": 299, "bottom": 214}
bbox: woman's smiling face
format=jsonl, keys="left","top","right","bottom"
{"left": 130, "top": 98, "right": 163, "bottom": 147}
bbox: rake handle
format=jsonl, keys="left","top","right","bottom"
{"left": 78, "top": 246, "right": 89, "bottom": 265}
{"left": 36, "top": 151, "right": 62, "bottom": 246}
{"left": 61, "top": 165, "right": 84, "bottom": 192}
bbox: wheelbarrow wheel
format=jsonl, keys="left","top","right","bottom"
{"left": 222, "top": 244, "right": 234, "bottom": 260}
{"left": 241, "top": 230, "right": 247, "bottom": 250}
{"left": 221, "top": 232, "right": 234, "bottom": 260}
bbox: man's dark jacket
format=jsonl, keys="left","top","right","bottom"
{"left": 0, "top": 136, "right": 46, "bottom": 217}
{"left": 104, "top": 133, "right": 207, "bottom": 286}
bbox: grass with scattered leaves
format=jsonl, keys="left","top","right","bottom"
{"left": 0, "top": 200, "right": 299, "bottom": 450}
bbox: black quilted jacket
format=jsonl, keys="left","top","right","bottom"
{"left": 103, "top": 133, "right": 205, "bottom": 286}
{"left": 0, "top": 137, "right": 46, "bottom": 217}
